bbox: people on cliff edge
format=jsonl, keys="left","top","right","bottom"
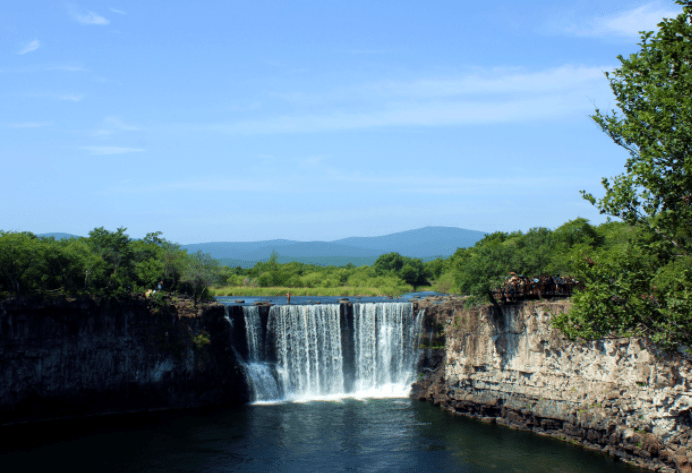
{"left": 287, "top": 291, "right": 291, "bottom": 305}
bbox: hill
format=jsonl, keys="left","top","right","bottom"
{"left": 37, "top": 233, "right": 82, "bottom": 240}
{"left": 182, "top": 226, "right": 486, "bottom": 267}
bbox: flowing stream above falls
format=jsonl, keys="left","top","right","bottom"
{"left": 224, "top": 302, "right": 424, "bottom": 403}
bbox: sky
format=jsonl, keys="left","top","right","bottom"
{"left": 1, "top": 1, "right": 684, "bottom": 244}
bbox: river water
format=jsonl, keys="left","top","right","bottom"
{"left": 0, "top": 398, "right": 642, "bottom": 473}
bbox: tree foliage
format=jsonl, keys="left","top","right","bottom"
{"left": 447, "top": 222, "right": 614, "bottom": 304}
{"left": 0, "top": 228, "right": 220, "bottom": 300}
{"left": 553, "top": 1, "right": 692, "bottom": 350}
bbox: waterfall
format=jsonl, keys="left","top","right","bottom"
{"left": 239, "top": 305, "right": 283, "bottom": 402}
{"left": 244, "top": 306, "right": 263, "bottom": 361}
{"left": 270, "top": 304, "right": 345, "bottom": 399}
{"left": 230, "top": 302, "right": 424, "bottom": 403}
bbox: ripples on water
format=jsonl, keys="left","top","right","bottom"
{"left": 0, "top": 399, "right": 644, "bottom": 473}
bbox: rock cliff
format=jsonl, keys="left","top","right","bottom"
{"left": 412, "top": 298, "right": 692, "bottom": 473}
{"left": 0, "top": 296, "right": 249, "bottom": 425}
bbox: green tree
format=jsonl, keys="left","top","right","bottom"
{"left": 86, "top": 227, "right": 134, "bottom": 294}
{"left": 0, "top": 231, "right": 42, "bottom": 296}
{"left": 584, "top": 1, "right": 692, "bottom": 249}
{"left": 451, "top": 232, "right": 514, "bottom": 304}
{"left": 180, "top": 251, "right": 222, "bottom": 306}
{"left": 400, "top": 258, "right": 429, "bottom": 291}
{"left": 373, "top": 252, "right": 405, "bottom": 275}
{"left": 554, "top": 1, "right": 692, "bottom": 350}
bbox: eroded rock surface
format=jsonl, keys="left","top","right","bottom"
{"left": 0, "top": 296, "right": 249, "bottom": 425}
{"left": 412, "top": 299, "right": 692, "bottom": 473}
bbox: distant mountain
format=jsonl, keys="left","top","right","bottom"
{"left": 182, "top": 239, "right": 299, "bottom": 259}
{"left": 182, "top": 226, "right": 486, "bottom": 267}
{"left": 37, "top": 232, "right": 82, "bottom": 240}
{"left": 333, "top": 226, "right": 486, "bottom": 257}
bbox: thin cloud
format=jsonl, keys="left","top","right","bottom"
{"left": 17, "top": 40, "right": 40, "bottom": 55}
{"left": 109, "top": 8, "right": 127, "bottom": 15}
{"left": 203, "top": 65, "right": 612, "bottom": 134}
{"left": 0, "top": 64, "right": 87, "bottom": 74}
{"left": 369, "top": 65, "right": 607, "bottom": 98}
{"left": 22, "top": 92, "right": 84, "bottom": 101}
{"left": 562, "top": 3, "right": 682, "bottom": 38}
{"left": 94, "top": 116, "right": 140, "bottom": 136}
{"left": 71, "top": 6, "right": 110, "bottom": 25}
{"left": 58, "top": 94, "right": 84, "bottom": 101}
{"left": 104, "top": 116, "right": 139, "bottom": 130}
{"left": 342, "top": 49, "right": 391, "bottom": 55}
{"left": 9, "top": 122, "right": 50, "bottom": 128}
{"left": 272, "top": 65, "right": 610, "bottom": 106}
{"left": 81, "top": 146, "right": 145, "bottom": 155}
{"left": 109, "top": 172, "right": 577, "bottom": 196}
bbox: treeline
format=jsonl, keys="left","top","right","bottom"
{"left": 440, "top": 218, "right": 631, "bottom": 304}
{"left": 0, "top": 228, "right": 221, "bottom": 304}
{"left": 215, "top": 218, "right": 630, "bottom": 299}
{"left": 220, "top": 250, "right": 430, "bottom": 294}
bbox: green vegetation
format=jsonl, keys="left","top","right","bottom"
{"left": 215, "top": 250, "right": 418, "bottom": 296}
{"left": 192, "top": 331, "right": 211, "bottom": 350}
{"left": 0, "top": 228, "right": 221, "bottom": 306}
{"left": 440, "top": 218, "right": 630, "bottom": 304}
{"left": 551, "top": 1, "right": 692, "bottom": 351}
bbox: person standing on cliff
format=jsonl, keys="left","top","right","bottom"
{"left": 286, "top": 291, "right": 291, "bottom": 305}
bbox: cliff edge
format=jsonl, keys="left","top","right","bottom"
{"left": 412, "top": 298, "right": 692, "bottom": 473}
{"left": 0, "top": 296, "right": 249, "bottom": 425}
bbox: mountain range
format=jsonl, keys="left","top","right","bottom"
{"left": 37, "top": 226, "right": 487, "bottom": 268}
{"left": 181, "top": 226, "right": 486, "bottom": 267}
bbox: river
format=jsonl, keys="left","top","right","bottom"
{"left": 0, "top": 398, "right": 643, "bottom": 472}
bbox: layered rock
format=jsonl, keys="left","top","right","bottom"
{"left": 412, "top": 299, "right": 692, "bottom": 473}
{"left": 0, "top": 296, "right": 249, "bottom": 425}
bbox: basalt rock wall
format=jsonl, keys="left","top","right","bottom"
{"left": 0, "top": 296, "right": 249, "bottom": 426}
{"left": 412, "top": 299, "right": 692, "bottom": 473}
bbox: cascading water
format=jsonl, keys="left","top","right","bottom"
{"left": 231, "top": 302, "right": 424, "bottom": 403}
{"left": 353, "top": 303, "right": 424, "bottom": 396}
{"left": 241, "top": 306, "right": 282, "bottom": 401}
{"left": 270, "top": 304, "right": 345, "bottom": 399}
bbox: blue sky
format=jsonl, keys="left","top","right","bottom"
{"left": 1, "top": 1, "right": 684, "bottom": 244}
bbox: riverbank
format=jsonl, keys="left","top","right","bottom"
{"left": 0, "top": 295, "right": 249, "bottom": 426}
{"left": 410, "top": 297, "right": 692, "bottom": 473}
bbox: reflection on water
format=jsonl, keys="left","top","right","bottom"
{"left": 0, "top": 399, "right": 644, "bottom": 473}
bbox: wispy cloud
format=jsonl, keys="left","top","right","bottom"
{"left": 201, "top": 64, "right": 612, "bottom": 134}
{"left": 17, "top": 40, "right": 40, "bottom": 55}
{"left": 22, "top": 92, "right": 84, "bottom": 101}
{"left": 94, "top": 116, "right": 140, "bottom": 136}
{"left": 561, "top": 2, "right": 682, "bottom": 38}
{"left": 0, "top": 64, "right": 87, "bottom": 74}
{"left": 342, "top": 49, "right": 391, "bottom": 55}
{"left": 71, "top": 6, "right": 110, "bottom": 25}
{"left": 58, "top": 93, "right": 84, "bottom": 101}
{"left": 81, "top": 146, "right": 145, "bottom": 155}
{"left": 368, "top": 65, "right": 607, "bottom": 98}
{"left": 109, "top": 8, "right": 127, "bottom": 15}
{"left": 9, "top": 122, "right": 50, "bottom": 128}
{"left": 109, "top": 172, "right": 578, "bottom": 196}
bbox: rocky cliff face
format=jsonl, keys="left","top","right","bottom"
{"left": 0, "top": 296, "right": 249, "bottom": 425}
{"left": 412, "top": 299, "right": 692, "bottom": 473}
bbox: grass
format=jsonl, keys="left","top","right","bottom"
{"left": 211, "top": 285, "right": 415, "bottom": 297}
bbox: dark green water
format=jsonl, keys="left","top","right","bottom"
{"left": 0, "top": 399, "right": 643, "bottom": 473}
